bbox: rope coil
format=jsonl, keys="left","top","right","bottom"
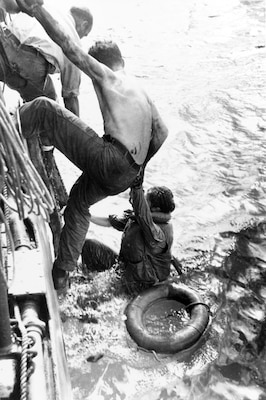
{"left": 0, "top": 96, "right": 54, "bottom": 220}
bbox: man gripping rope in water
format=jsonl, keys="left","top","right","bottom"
{"left": 15, "top": 0, "right": 169, "bottom": 292}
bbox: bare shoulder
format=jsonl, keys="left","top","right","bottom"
{"left": 78, "top": 53, "right": 116, "bottom": 83}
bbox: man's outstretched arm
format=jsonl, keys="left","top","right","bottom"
{"left": 16, "top": 0, "right": 109, "bottom": 82}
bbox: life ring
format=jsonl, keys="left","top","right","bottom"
{"left": 125, "top": 282, "right": 210, "bottom": 354}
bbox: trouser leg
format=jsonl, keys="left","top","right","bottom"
{"left": 20, "top": 97, "right": 107, "bottom": 272}
{"left": 54, "top": 174, "right": 107, "bottom": 272}
{"left": 0, "top": 37, "right": 50, "bottom": 101}
{"left": 20, "top": 98, "right": 141, "bottom": 274}
{"left": 20, "top": 75, "right": 57, "bottom": 102}
{"left": 26, "top": 134, "right": 51, "bottom": 189}
{"left": 0, "top": 50, "right": 27, "bottom": 92}
{"left": 49, "top": 209, "right": 63, "bottom": 257}
{"left": 16, "top": 48, "right": 55, "bottom": 101}
{"left": 19, "top": 97, "right": 100, "bottom": 169}
{"left": 22, "top": 74, "right": 57, "bottom": 102}
{"left": 54, "top": 196, "right": 91, "bottom": 271}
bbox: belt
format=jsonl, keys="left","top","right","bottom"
{"left": 103, "top": 135, "right": 141, "bottom": 171}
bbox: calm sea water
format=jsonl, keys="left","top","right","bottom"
{"left": 53, "top": 0, "right": 266, "bottom": 398}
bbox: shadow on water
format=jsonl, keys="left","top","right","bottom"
{"left": 219, "top": 224, "right": 266, "bottom": 385}
{"left": 176, "top": 221, "right": 266, "bottom": 400}
{"left": 61, "top": 221, "right": 266, "bottom": 399}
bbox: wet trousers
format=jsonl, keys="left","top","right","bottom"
{"left": 19, "top": 97, "right": 141, "bottom": 271}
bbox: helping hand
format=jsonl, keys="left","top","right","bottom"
{"left": 1, "top": 0, "right": 20, "bottom": 13}
{"left": 16, "top": 0, "right": 43, "bottom": 16}
{"left": 130, "top": 166, "right": 145, "bottom": 190}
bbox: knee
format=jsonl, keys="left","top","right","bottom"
{"left": 21, "top": 96, "right": 55, "bottom": 113}
{"left": 64, "top": 200, "right": 91, "bottom": 228}
{"left": 31, "top": 96, "right": 55, "bottom": 109}
{"left": 20, "top": 96, "right": 47, "bottom": 118}
{"left": 19, "top": 96, "right": 57, "bottom": 134}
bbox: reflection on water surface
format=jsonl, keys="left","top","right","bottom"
{"left": 58, "top": 0, "right": 266, "bottom": 398}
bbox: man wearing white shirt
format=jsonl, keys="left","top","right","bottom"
{"left": 0, "top": 4, "right": 93, "bottom": 115}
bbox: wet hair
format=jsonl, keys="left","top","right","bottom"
{"left": 88, "top": 40, "right": 124, "bottom": 70}
{"left": 146, "top": 186, "right": 175, "bottom": 213}
{"left": 70, "top": 6, "right": 93, "bottom": 26}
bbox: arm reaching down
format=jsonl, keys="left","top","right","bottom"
{"left": 0, "top": 0, "right": 21, "bottom": 13}
{"left": 90, "top": 215, "right": 111, "bottom": 227}
{"left": 16, "top": 0, "right": 111, "bottom": 83}
{"left": 90, "top": 210, "right": 133, "bottom": 231}
{"left": 16, "top": 0, "right": 42, "bottom": 14}
{"left": 130, "top": 186, "right": 166, "bottom": 250}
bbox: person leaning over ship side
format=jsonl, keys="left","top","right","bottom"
{"left": 15, "top": 0, "right": 169, "bottom": 292}
{"left": 0, "top": 2, "right": 93, "bottom": 116}
{"left": 82, "top": 181, "right": 182, "bottom": 293}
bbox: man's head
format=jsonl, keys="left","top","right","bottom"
{"left": 70, "top": 6, "right": 93, "bottom": 38}
{"left": 88, "top": 40, "right": 124, "bottom": 71}
{"left": 146, "top": 186, "right": 175, "bottom": 214}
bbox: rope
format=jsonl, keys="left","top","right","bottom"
{"left": 0, "top": 96, "right": 54, "bottom": 220}
{"left": 0, "top": 206, "right": 15, "bottom": 286}
{"left": 14, "top": 304, "right": 28, "bottom": 400}
{"left": 137, "top": 346, "right": 164, "bottom": 362}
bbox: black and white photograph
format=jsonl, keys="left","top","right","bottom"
{"left": 0, "top": 0, "right": 265, "bottom": 399}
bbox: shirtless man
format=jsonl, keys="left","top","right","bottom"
{"left": 16, "top": 0, "right": 169, "bottom": 291}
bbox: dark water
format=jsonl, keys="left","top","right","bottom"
{"left": 54, "top": 0, "right": 266, "bottom": 398}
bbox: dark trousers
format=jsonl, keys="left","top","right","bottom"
{"left": 0, "top": 26, "right": 56, "bottom": 101}
{"left": 20, "top": 97, "right": 141, "bottom": 271}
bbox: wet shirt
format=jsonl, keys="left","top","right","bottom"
{"left": 9, "top": 11, "right": 81, "bottom": 99}
{"left": 109, "top": 187, "right": 173, "bottom": 283}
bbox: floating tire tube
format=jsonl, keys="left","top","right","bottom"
{"left": 125, "top": 282, "right": 210, "bottom": 354}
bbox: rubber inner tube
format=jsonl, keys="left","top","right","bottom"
{"left": 125, "top": 282, "right": 210, "bottom": 354}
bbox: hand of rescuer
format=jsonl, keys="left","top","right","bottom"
{"left": 130, "top": 166, "right": 145, "bottom": 190}
{"left": 15, "top": 0, "right": 43, "bottom": 16}
{"left": 0, "top": 0, "right": 20, "bottom": 13}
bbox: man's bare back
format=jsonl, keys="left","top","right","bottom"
{"left": 95, "top": 71, "right": 153, "bottom": 165}
{"left": 15, "top": 0, "right": 168, "bottom": 165}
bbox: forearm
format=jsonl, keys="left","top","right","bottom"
{"left": 131, "top": 187, "right": 154, "bottom": 230}
{"left": 131, "top": 186, "right": 165, "bottom": 244}
{"left": 16, "top": 0, "right": 107, "bottom": 81}
{"left": 31, "top": 5, "right": 87, "bottom": 73}
{"left": 0, "top": 0, "right": 20, "bottom": 13}
{"left": 64, "top": 96, "right": 79, "bottom": 117}
{"left": 90, "top": 215, "right": 111, "bottom": 227}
